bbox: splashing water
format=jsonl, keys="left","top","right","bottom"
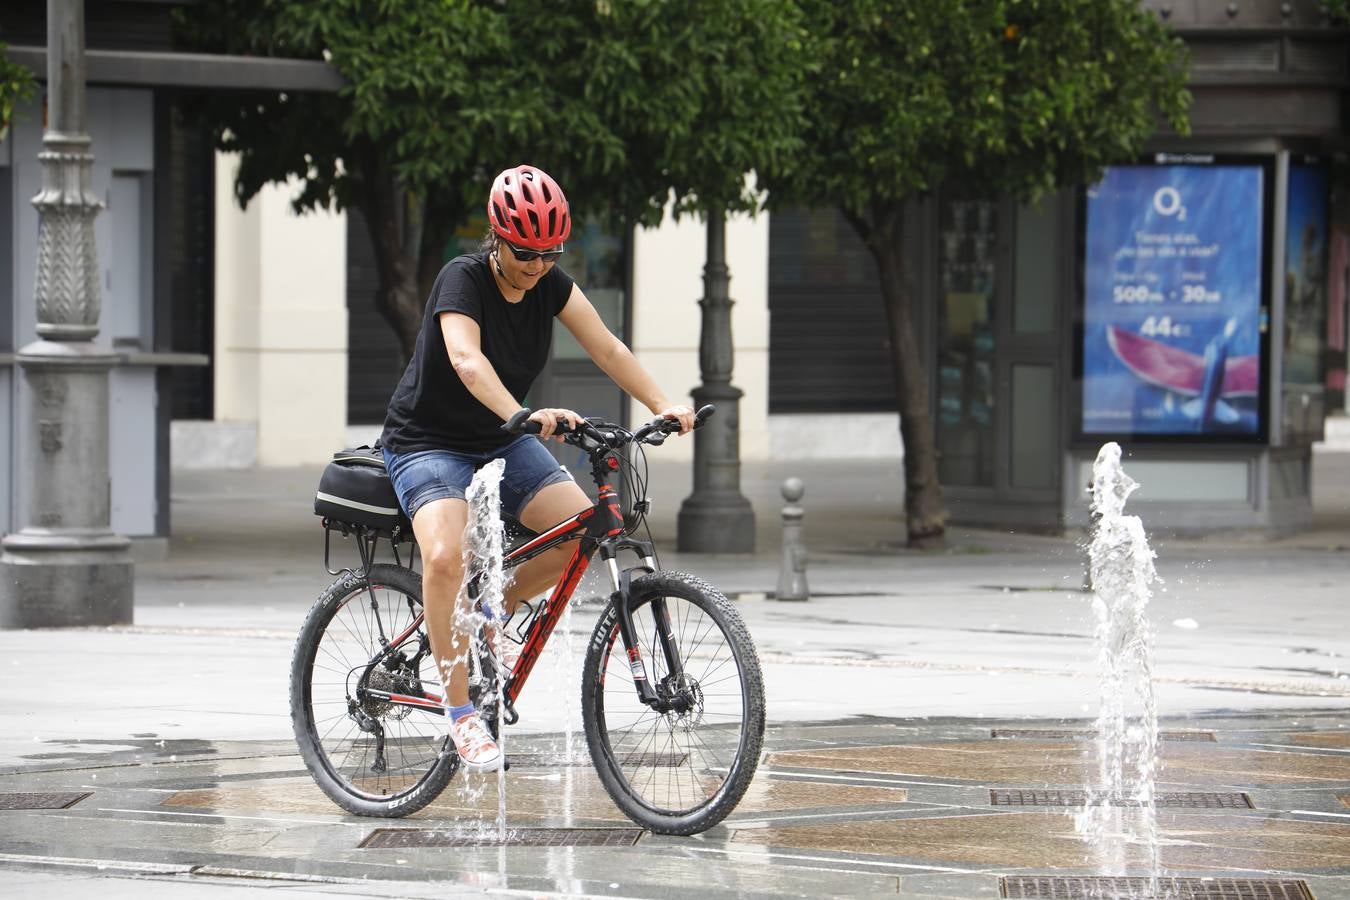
{"left": 1075, "top": 443, "right": 1163, "bottom": 894}
{"left": 460, "top": 459, "right": 510, "bottom": 841}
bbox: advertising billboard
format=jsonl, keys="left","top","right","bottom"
{"left": 1282, "top": 160, "right": 1329, "bottom": 444}
{"left": 1081, "top": 158, "right": 1268, "bottom": 439}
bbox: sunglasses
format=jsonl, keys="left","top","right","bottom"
{"left": 503, "top": 240, "right": 565, "bottom": 263}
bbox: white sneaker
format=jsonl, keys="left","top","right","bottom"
{"left": 449, "top": 711, "right": 502, "bottom": 773}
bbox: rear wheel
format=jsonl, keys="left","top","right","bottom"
{"left": 291, "top": 564, "right": 457, "bottom": 817}
{"left": 581, "top": 571, "right": 765, "bottom": 835}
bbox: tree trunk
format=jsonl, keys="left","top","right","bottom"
{"left": 356, "top": 153, "right": 453, "bottom": 366}
{"left": 845, "top": 205, "right": 947, "bottom": 549}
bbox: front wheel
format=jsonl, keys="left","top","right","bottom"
{"left": 581, "top": 571, "right": 765, "bottom": 835}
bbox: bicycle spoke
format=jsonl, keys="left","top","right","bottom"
{"left": 299, "top": 574, "right": 450, "bottom": 807}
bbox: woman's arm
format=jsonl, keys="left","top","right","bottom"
{"left": 440, "top": 312, "right": 580, "bottom": 438}
{"left": 556, "top": 284, "right": 695, "bottom": 433}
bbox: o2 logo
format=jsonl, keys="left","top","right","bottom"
{"left": 1152, "top": 186, "right": 1186, "bottom": 221}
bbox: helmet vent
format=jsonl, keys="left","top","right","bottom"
{"left": 527, "top": 210, "right": 541, "bottom": 237}
{"left": 548, "top": 209, "right": 557, "bottom": 235}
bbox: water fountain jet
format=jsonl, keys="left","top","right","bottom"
{"left": 1076, "top": 442, "right": 1163, "bottom": 894}
{"left": 455, "top": 459, "right": 511, "bottom": 839}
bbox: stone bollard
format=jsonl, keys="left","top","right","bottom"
{"left": 775, "top": 477, "right": 809, "bottom": 602}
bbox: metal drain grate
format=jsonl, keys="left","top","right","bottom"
{"left": 991, "top": 789, "right": 1252, "bottom": 809}
{"left": 1002, "top": 876, "right": 1312, "bottom": 899}
{"left": 0, "top": 791, "right": 91, "bottom": 810}
{"left": 991, "top": 729, "right": 1216, "bottom": 742}
{"left": 360, "top": 827, "right": 644, "bottom": 849}
{"left": 506, "top": 752, "right": 687, "bottom": 768}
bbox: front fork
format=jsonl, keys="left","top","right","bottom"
{"left": 601, "top": 540, "right": 683, "bottom": 712}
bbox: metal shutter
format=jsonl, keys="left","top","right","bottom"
{"left": 345, "top": 209, "right": 407, "bottom": 425}
{"left": 768, "top": 209, "right": 897, "bottom": 413}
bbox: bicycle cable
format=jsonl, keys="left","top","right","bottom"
{"left": 619, "top": 427, "right": 662, "bottom": 570}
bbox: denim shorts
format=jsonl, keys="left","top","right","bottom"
{"left": 382, "top": 435, "right": 574, "bottom": 523}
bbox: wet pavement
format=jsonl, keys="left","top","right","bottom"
{"left": 1, "top": 453, "right": 1349, "bottom": 896}
{"left": 2, "top": 713, "right": 1348, "bottom": 897}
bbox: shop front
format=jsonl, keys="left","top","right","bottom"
{"left": 767, "top": 0, "right": 1349, "bottom": 536}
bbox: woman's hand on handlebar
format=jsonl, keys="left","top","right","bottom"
{"left": 657, "top": 404, "right": 696, "bottom": 436}
{"left": 528, "top": 407, "right": 584, "bottom": 442}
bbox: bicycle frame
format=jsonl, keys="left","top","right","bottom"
{"left": 358, "top": 475, "right": 677, "bottom": 726}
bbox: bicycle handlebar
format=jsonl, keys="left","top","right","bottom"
{"left": 502, "top": 405, "right": 715, "bottom": 447}
{"left": 631, "top": 404, "right": 715, "bottom": 443}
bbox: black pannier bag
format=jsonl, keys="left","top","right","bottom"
{"left": 314, "top": 446, "right": 410, "bottom": 537}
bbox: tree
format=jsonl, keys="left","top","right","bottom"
{"left": 0, "top": 40, "right": 38, "bottom": 144}
{"left": 178, "top": 0, "right": 803, "bottom": 365}
{"left": 178, "top": 1, "right": 571, "bottom": 361}
{"left": 762, "top": 0, "right": 1189, "bottom": 548}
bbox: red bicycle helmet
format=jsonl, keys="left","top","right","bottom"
{"left": 487, "top": 165, "right": 571, "bottom": 250}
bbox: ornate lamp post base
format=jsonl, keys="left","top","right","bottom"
{"left": 676, "top": 212, "right": 755, "bottom": 553}
{"left": 676, "top": 384, "right": 755, "bottom": 554}
{"left": 0, "top": 341, "right": 133, "bottom": 627}
{"left": 0, "top": 538, "right": 134, "bottom": 628}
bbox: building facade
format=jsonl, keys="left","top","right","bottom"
{"left": 5, "top": 0, "right": 1346, "bottom": 544}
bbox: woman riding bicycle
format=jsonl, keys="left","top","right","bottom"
{"left": 378, "top": 164, "right": 694, "bottom": 773}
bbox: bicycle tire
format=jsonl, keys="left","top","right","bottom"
{"left": 291, "top": 564, "right": 458, "bottom": 817}
{"left": 581, "top": 571, "right": 765, "bottom": 835}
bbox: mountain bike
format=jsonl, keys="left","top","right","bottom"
{"left": 291, "top": 406, "right": 765, "bottom": 835}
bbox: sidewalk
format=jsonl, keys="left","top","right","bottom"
{"left": 33, "top": 450, "right": 1341, "bottom": 736}
{"left": 0, "top": 451, "right": 1347, "bottom": 896}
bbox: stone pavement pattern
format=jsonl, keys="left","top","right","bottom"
{"left": 1, "top": 452, "right": 1349, "bottom": 897}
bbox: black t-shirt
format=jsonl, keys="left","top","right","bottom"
{"left": 380, "top": 252, "right": 575, "bottom": 453}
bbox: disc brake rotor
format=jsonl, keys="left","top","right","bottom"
{"left": 661, "top": 674, "right": 705, "bottom": 729}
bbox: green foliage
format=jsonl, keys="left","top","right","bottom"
{"left": 0, "top": 40, "right": 38, "bottom": 140}
{"left": 562, "top": 0, "right": 808, "bottom": 222}
{"left": 767, "top": 0, "right": 1191, "bottom": 225}
{"left": 176, "top": 0, "right": 512, "bottom": 218}
{"left": 177, "top": 0, "right": 804, "bottom": 225}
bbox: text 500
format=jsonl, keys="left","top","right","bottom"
{"left": 1112, "top": 286, "right": 1161, "bottom": 303}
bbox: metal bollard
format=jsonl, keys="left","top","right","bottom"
{"left": 775, "top": 477, "right": 809, "bottom": 602}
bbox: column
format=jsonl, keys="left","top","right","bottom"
{"left": 1, "top": 0, "right": 133, "bottom": 627}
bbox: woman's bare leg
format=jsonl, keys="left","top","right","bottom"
{"left": 410, "top": 497, "right": 473, "bottom": 706}
{"left": 506, "top": 480, "right": 594, "bottom": 610}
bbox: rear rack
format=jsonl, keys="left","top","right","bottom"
{"left": 322, "top": 519, "right": 412, "bottom": 580}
